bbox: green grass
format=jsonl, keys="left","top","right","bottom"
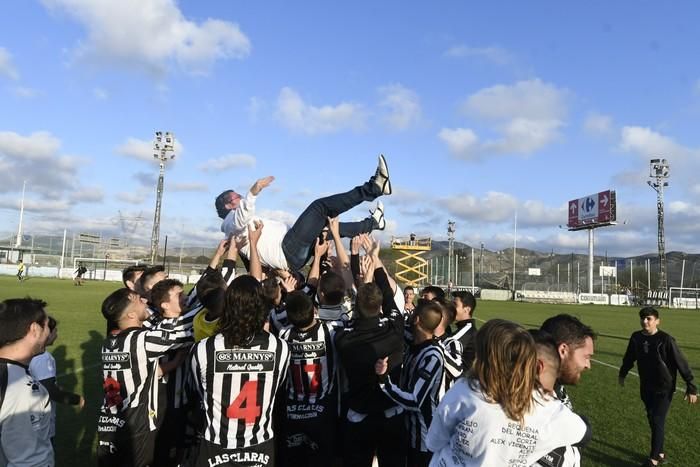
{"left": 2, "top": 277, "right": 699, "bottom": 466}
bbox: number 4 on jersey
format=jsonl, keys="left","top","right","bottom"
{"left": 226, "top": 380, "right": 261, "bottom": 425}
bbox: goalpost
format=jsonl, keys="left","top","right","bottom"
{"left": 72, "top": 257, "right": 142, "bottom": 281}
{"left": 669, "top": 287, "right": 700, "bottom": 309}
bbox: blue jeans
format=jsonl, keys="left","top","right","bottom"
{"left": 282, "top": 181, "right": 380, "bottom": 272}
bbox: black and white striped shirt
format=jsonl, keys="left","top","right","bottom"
{"left": 99, "top": 316, "right": 193, "bottom": 432}
{"left": 189, "top": 332, "right": 290, "bottom": 449}
{"left": 378, "top": 340, "right": 444, "bottom": 452}
{"left": 278, "top": 320, "right": 341, "bottom": 404}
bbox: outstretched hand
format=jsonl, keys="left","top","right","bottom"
{"left": 251, "top": 176, "right": 275, "bottom": 195}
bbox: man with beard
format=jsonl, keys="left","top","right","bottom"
{"left": 534, "top": 314, "right": 596, "bottom": 467}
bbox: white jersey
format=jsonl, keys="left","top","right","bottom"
{"left": 0, "top": 359, "right": 54, "bottom": 467}
{"left": 29, "top": 351, "right": 57, "bottom": 438}
{"left": 427, "top": 379, "right": 588, "bottom": 467}
{"left": 221, "top": 191, "right": 289, "bottom": 270}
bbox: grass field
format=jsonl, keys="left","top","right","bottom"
{"left": 1, "top": 276, "right": 699, "bottom": 467}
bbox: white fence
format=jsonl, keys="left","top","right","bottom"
{"left": 0, "top": 264, "right": 202, "bottom": 284}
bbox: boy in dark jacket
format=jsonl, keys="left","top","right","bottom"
{"left": 619, "top": 307, "right": 697, "bottom": 467}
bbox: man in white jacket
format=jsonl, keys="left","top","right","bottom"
{"left": 215, "top": 155, "right": 392, "bottom": 272}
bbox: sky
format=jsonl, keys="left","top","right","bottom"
{"left": 2, "top": 0, "right": 700, "bottom": 257}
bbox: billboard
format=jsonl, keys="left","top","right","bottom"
{"left": 567, "top": 190, "right": 616, "bottom": 230}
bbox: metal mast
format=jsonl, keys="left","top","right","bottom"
{"left": 647, "top": 158, "right": 669, "bottom": 291}
{"left": 149, "top": 131, "right": 176, "bottom": 264}
{"left": 447, "top": 220, "right": 455, "bottom": 286}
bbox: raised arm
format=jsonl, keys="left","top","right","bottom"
{"left": 307, "top": 238, "right": 330, "bottom": 288}
{"left": 248, "top": 220, "right": 264, "bottom": 281}
{"left": 233, "top": 176, "right": 275, "bottom": 232}
{"left": 327, "top": 216, "right": 354, "bottom": 291}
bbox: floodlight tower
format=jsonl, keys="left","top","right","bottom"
{"left": 447, "top": 220, "right": 456, "bottom": 286}
{"left": 149, "top": 131, "right": 176, "bottom": 264}
{"left": 647, "top": 158, "right": 669, "bottom": 291}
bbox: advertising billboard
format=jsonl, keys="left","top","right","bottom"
{"left": 567, "top": 190, "right": 616, "bottom": 230}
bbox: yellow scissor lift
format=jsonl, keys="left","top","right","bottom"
{"left": 391, "top": 235, "right": 432, "bottom": 287}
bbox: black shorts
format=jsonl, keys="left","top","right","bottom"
{"left": 284, "top": 400, "right": 337, "bottom": 467}
{"left": 97, "top": 417, "right": 157, "bottom": 467}
{"left": 185, "top": 439, "right": 275, "bottom": 467}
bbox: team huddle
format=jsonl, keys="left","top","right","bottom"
{"left": 0, "top": 156, "right": 696, "bottom": 467}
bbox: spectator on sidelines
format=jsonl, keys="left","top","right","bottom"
{"left": 0, "top": 297, "right": 54, "bottom": 466}
{"left": 215, "top": 155, "right": 391, "bottom": 273}
{"left": 30, "top": 316, "right": 86, "bottom": 446}
{"left": 534, "top": 314, "right": 596, "bottom": 467}
{"left": 619, "top": 307, "right": 697, "bottom": 467}
{"left": 16, "top": 260, "right": 25, "bottom": 282}
{"left": 73, "top": 263, "right": 88, "bottom": 286}
{"left": 426, "top": 319, "right": 591, "bottom": 466}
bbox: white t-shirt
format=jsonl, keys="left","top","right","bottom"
{"left": 29, "top": 351, "right": 57, "bottom": 438}
{"left": 0, "top": 360, "right": 54, "bottom": 466}
{"left": 221, "top": 191, "right": 289, "bottom": 270}
{"left": 426, "top": 379, "right": 588, "bottom": 467}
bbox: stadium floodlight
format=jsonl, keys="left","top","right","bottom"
{"left": 647, "top": 158, "right": 669, "bottom": 292}
{"left": 149, "top": 131, "right": 176, "bottom": 264}
{"left": 447, "top": 220, "right": 455, "bottom": 287}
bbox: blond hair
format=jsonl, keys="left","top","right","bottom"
{"left": 469, "top": 319, "right": 538, "bottom": 424}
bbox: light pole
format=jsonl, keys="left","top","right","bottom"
{"left": 447, "top": 220, "right": 455, "bottom": 288}
{"left": 647, "top": 158, "right": 669, "bottom": 292}
{"left": 149, "top": 131, "right": 176, "bottom": 264}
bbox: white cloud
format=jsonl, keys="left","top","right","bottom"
{"left": 275, "top": 87, "right": 366, "bottom": 135}
{"left": 464, "top": 79, "right": 567, "bottom": 122}
{"left": 444, "top": 45, "right": 513, "bottom": 66}
{"left": 199, "top": 153, "right": 256, "bottom": 172}
{"left": 117, "top": 191, "right": 149, "bottom": 204}
{"left": 117, "top": 136, "right": 183, "bottom": 162}
{"left": 619, "top": 126, "right": 694, "bottom": 159}
{"left": 583, "top": 113, "right": 613, "bottom": 136}
{"left": 117, "top": 137, "right": 155, "bottom": 161}
{"left": 169, "top": 182, "right": 207, "bottom": 192}
{"left": 93, "top": 87, "right": 109, "bottom": 100}
{"left": 0, "top": 47, "right": 19, "bottom": 80}
{"left": 0, "top": 131, "right": 61, "bottom": 160}
{"left": 70, "top": 186, "right": 104, "bottom": 203}
{"left": 41, "top": 0, "right": 251, "bottom": 75}
{"left": 12, "top": 86, "right": 39, "bottom": 98}
{"left": 0, "top": 197, "right": 71, "bottom": 213}
{"left": 133, "top": 171, "right": 156, "bottom": 187}
{"left": 443, "top": 191, "right": 518, "bottom": 223}
{"left": 438, "top": 128, "right": 479, "bottom": 158}
{"left": 378, "top": 84, "right": 421, "bottom": 130}
{"left": 247, "top": 97, "right": 264, "bottom": 123}
{"left": 440, "top": 79, "right": 568, "bottom": 160}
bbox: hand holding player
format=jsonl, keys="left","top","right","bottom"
{"left": 314, "top": 236, "right": 330, "bottom": 258}
{"left": 248, "top": 220, "right": 264, "bottom": 246}
{"left": 351, "top": 235, "right": 362, "bottom": 255}
{"left": 281, "top": 275, "right": 297, "bottom": 293}
{"left": 374, "top": 357, "right": 388, "bottom": 376}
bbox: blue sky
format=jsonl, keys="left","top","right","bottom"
{"left": 2, "top": 0, "right": 700, "bottom": 257}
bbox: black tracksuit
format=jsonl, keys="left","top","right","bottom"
{"left": 619, "top": 329, "right": 697, "bottom": 460}
{"left": 334, "top": 268, "right": 406, "bottom": 467}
